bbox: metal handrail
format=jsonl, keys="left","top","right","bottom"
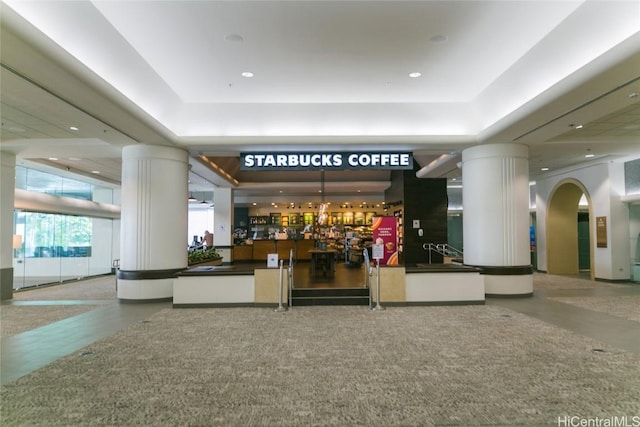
{"left": 422, "top": 243, "right": 463, "bottom": 263}
{"left": 288, "top": 249, "right": 294, "bottom": 309}
{"left": 363, "top": 249, "right": 374, "bottom": 308}
{"left": 112, "top": 259, "right": 120, "bottom": 291}
{"left": 275, "top": 259, "right": 288, "bottom": 312}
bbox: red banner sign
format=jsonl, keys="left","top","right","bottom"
{"left": 371, "top": 216, "right": 398, "bottom": 265}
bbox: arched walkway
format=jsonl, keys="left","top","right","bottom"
{"left": 546, "top": 180, "right": 593, "bottom": 279}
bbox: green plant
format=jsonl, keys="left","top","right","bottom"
{"left": 188, "top": 248, "right": 221, "bottom": 265}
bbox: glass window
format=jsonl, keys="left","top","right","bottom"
{"left": 13, "top": 211, "right": 111, "bottom": 289}
{"left": 15, "top": 166, "right": 99, "bottom": 200}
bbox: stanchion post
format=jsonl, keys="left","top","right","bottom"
{"left": 371, "top": 258, "right": 385, "bottom": 311}
{"left": 288, "top": 249, "right": 294, "bottom": 308}
{"left": 275, "top": 259, "right": 288, "bottom": 312}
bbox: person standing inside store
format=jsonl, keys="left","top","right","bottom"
{"left": 204, "top": 230, "right": 213, "bottom": 248}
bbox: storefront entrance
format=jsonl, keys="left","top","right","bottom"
{"left": 293, "top": 259, "right": 365, "bottom": 289}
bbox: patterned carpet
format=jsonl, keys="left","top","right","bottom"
{"left": 2, "top": 304, "right": 639, "bottom": 426}
{"left": 0, "top": 305, "right": 98, "bottom": 337}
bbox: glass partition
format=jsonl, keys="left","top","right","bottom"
{"left": 13, "top": 211, "right": 113, "bottom": 289}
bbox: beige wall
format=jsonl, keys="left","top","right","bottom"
{"left": 371, "top": 266, "right": 406, "bottom": 302}
{"left": 254, "top": 268, "right": 289, "bottom": 303}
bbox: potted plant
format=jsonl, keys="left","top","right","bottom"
{"left": 188, "top": 247, "right": 223, "bottom": 266}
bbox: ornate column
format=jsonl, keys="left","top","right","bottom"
{"left": 462, "top": 143, "right": 533, "bottom": 296}
{"left": 118, "top": 144, "right": 189, "bottom": 301}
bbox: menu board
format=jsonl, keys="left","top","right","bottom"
{"left": 303, "top": 212, "right": 315, "bottom": 225}
{"left": 343, "top": 212, "right": 354, "bottom": 225}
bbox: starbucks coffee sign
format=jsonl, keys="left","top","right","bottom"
{"left": 240, "top": 152, "right": 413, "bottom": 171}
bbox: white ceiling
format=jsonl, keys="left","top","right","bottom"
{"left": 1, "top": 0, "right": 639, "bottom": 205}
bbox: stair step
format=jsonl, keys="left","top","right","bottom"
{"left": 290, "top": 287, "right": 369, "bottom": 306}
{"left": 291, "top": 287, "right": 369, "bottom": 298}
{"left": 291, "top": 296, "right": 369, "bottom": 306}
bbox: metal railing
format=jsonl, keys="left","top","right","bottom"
{"left": 112, "top": 259, "right": 120, "bottom": 291}
{"left": 275, "top": 249, "right": 294, "bottom": 312}
{"left": 288, "top": 249, "right": 294, "bottom": 309}
{"left": 363, "top": 248, "right": 383, "bottom": 311}
{"left": 422, "top": 243, "right": 463, "bottom": 264}
{"left": 275, "top": 259, "right": 288, "bottom": 312}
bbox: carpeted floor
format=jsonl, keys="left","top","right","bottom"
{"left": 0, "top": 305, "right": 99, "bottom": 337}
{"left": 1, "top": 304, "right": 639, "bottom": 426}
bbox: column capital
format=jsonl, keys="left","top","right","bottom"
{"left": 462, "top": 143, "right": 528, "bottom": 162}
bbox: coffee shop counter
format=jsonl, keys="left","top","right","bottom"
{"left": 233, "top": 239, "right": 317, "bottom": 262}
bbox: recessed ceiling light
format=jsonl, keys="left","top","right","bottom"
{"left": 585, "top": 154, "right": 595, "bottom": 158}
{"left": 224, "top": 34, "right": 244, "bottom": 43}
{"left": 541, "top": 167, "right": 549, "bottom": 171}
{"left": 69, "top": 126, "right": 79, "bottom": 131}
{"left": 252, "top": 202, "right": 257, "bottom": 206}
{"left": 575, "top": 124, "right": 584, "bottom": 129}
{"left": 91, "top": 170, "right": 100, "bottom": 174}
{"left": 409, "top": 72, "right": 422, "bottom": 78}
{"left": 48, "top": 157, "right": 58, "bottom": 161}
{"left": 241, "top": 72, "right": 254, "bottom": 78}
{"left": 429, "top": 34, "right": 448, "bottom": 44}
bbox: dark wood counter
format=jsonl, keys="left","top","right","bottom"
{"left": 232, "top": 240, "right": 317, "bottom": 262}
{"left": 233, "top": 245, "right": 254, "bottom": 261}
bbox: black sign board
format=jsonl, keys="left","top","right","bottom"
{"left": 240, "top": 152, "right": 413, "bottom": 171}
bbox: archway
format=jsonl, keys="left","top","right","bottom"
{"left": 546, "top": 180, "right": 594, "bottom": 279}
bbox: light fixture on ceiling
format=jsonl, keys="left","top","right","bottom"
{"left": 541, "top": 167, "right": 550, "bottom": 171}
{"left": 585, "top": 154, "right": 595, "bottom": 158}
{"left": 409, "top": 72, "right": 422, "bottom": 78}
{"left": 91, "top": 170, "right": 100, "bottom": 174}
{"left": 69, "top": 126, "right": 79, "bottom": 131}
{"left": 575, "top": 124, "right": 584, "bottom": 129}
{"left": 429, "top": 34, "right": 448, "bottom": 44}
{"left": 188, "top": 193, "right": 197, "bottom": 202}
{"left": 628, "top": 92, "right": 638, "bottom": 99}
{"left": 224, "top": 34, "right": 244, "bottom": 43}
{"left": 241, "top": 72, "right": 254, "bottom": 78}
{"left": 48, "top": 157, "right": 58, "bottom": 161}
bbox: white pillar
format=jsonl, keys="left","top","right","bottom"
{"left": 118, "top": 144, "right": 189, "bottom": 301}
{"left": 462, "top": 143, "right": 533, "bottom": 296}
{"left": 213, "top": 187, "right": 234, "bottom": 263}
{"left": 0, "top": 152, "right": 16, "bottom": 300}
